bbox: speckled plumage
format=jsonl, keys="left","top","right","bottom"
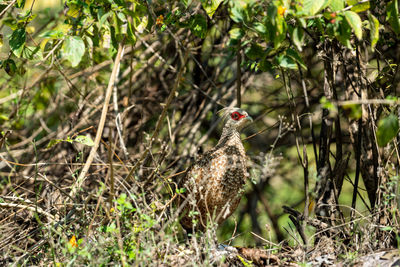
{"left": 179, "top": 107, "right": 252, "bottom": 232}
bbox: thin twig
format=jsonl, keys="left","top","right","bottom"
{"left": 0, "top": 0, "right": 17, "bottom": 19}
{"left": 125, "top": 49, "right": 189, "bottom": 182}
{"left": 69, "top": 40, "right": 125, "bottom": 198}
{"left": 236, "top": 40, "right": 242, "bottom": 108}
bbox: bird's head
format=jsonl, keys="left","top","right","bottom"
{"left": 219, "top": 107, "right": 253, "bottom": 131}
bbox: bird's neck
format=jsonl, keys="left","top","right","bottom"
{"left": 218, "top": 127, "right": 241, "bottom": 146}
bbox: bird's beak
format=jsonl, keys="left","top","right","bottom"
{"left": 245, "top": 115, "right": 253, "bottom": 123}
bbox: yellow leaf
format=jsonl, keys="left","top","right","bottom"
{"left": 26, "top": 26, "right": 35, "bottom": 34}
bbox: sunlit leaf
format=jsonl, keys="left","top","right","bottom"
{"left": 291, "top": 26, "right": 304, "bottom": 52}
{"left": 16, "top": 0, "right": 26, "bottom": 8}
{"left": 201, "top": 0, "right": 223, "bottom": 18}
{"left": 253, "top": 22, "right": 268, "bottom": 37}
{"left": 181, "top": 0, "right": 193, "bottom": 7}
{"left": 377, "top": 114, "right": 399, "bottom": 147}
{"left": 329, "top": 0, "right": 344, "bottom": 11}
{"left": 9, "top": 28, "right": 26, "bottom": 57}
{"left": 368, "top": 13, "right": 379, "bottom": 51}
{"left": 39, "top": 29, "right": 64, "bottom": 39}
{"left": 351, "top": 2, "right": 370, "bottom": 12}
{"left": 127, "top": 21, "right": 136, "bottom": 45}
{"left": 320, "top": 96, "right": 338, "bottom": 112}
{"left": 22, "top": 46, "right": 43, "bottom": 60}
{"left": 304, "top": 0, "right": 330, "bottom": 15}
{"left": 99, "top": 11, "right": 111, "bottom": 29}
{"left": 229, "top": 27, "right": 244, "bottom": 40}
{"left": 229, "top": 1, "right": 251, "bottom": 23}
{"left": 345, "top": 11, "right": 362, "bottom": 40}
{"left": 62, "top": 36, "right": 85, "bottom": 67}
{"left": 135, "top": 16, "right": 148, "bottom": 33}
{"left": 74, "top": 135, "right": 95, "bottom": 147}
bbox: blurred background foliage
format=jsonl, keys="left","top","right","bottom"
{"left": 1, "top": 0, "right": 400, "bottom": 265}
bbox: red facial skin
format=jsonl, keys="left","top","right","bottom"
{"left": 231, "top": 111, "right": 246, "bottom": 121}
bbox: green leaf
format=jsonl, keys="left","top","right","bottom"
{"left": 22, "top": 46, "right": 43, "bottom": 60}
{"left": 9, "top": 28, "right": 26, "bottom": 57}
{"left": 127, "top": 21, "right": 136, "bottom": 45}
{"left": 245, "top": 43, "right": 264, "bottom": 60}
{"left": 229, "top": 27, "right": 244, "bottom": 40}
{"left": 286, "top": 48, "right": 307, "bottom": 70}
{"left": 350, "top": 1, "right": 370, "bottom": 12}
{"left": 39, "top": 29, "right": 64, "bottom": 39}
{"left": 337, "top": 17, "right": 352, "bottom": 48}
{"left": 291, "top": 27, "right": 304, "bottom": 52}
{"left": 62, "top": 36, "right": 85, "bottom": 67}
{"left": 258, "top": 58, "right": 273, "bottom": 72}
{"left": 273, "top": 13, "right": 288, "bottom": 48}
{"left": 304, "top": 0, "right": 330, "bottom": 15}
{"left": 253, "top": 22, "right": 268, "bottom": 37}
{"left": 116, "top": 11, "right": 127, "bottom": 24}
{"left": 16, "top": 0, "right": 26, "bottom": 8}
{"left": 230, "top": 1, "right": 252, "bottom": 23}
{"left": 181, "top": 0, "right": 192, "bottom": 8}
{"left": 2, "top": 59, "right": 17, "bottom": 76}
{"left": 368, "top": 13, "right": 379, "bottom": 51}
{"left": 387, "top": 0, "right": 400, "bottom": 35}
{"left": 190, "top": 14, "right": 207, "bottom": 38}
{"left": 344, "top": 11, "right": 362, "bottom": 40}
{"left": 201, "top": 0, "right": 223, "bottom": 18}
{"left": 342, "top": 103, "right": 362, "bottom": 119}
{"left": 276, "top": 54, "right": 297, "bottom": 69}
{"left": 377, "top": 114, "right": 399, "bottom": 147}
{"left": 99, "top": 11, "right": 111, "bottom": 29}
{"left": 74, "top": 135, "right": 95, "bottom": 147}
{"left": 135, "top": 15, "right": 148, "bottom": 33}
{"left": 47, "top": 139, "right": 63, "bottom": 149}
{"left": 320, "top": 96, "right": 338, "bottom": 112}
{"left": 381, "top": 226, "right": 393, "bottom": 231}
{"left": 329, "top": 0, "right": 344, "bottom": 11}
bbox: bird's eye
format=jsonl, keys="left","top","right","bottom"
{"left": 231, "top": 112, "right": 241, "bottom": 120}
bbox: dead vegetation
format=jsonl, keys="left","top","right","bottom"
{"left": 1, "top": 0, "right": 400, "bottom": 266}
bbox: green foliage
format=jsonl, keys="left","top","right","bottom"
{"left": 344, "top": 11, "right": 362, "bottom": 40}
{"left": 377, "top": 114, "right": 399, "bottom": 147}
{"left": 368, "top": 13, "right": 379, "bottom": 50}
{"left": 9, "top": 28, "right": 26, "bottom": 57}
{"left": 47, "top": 135, "right": 94, "bottom": 148}
{"left": 1, "top": 0, "right": 400, "bottom": 264}
{"left": 342, "top": 104, "right": 362, "bottom": 119}
{"left": 2, "top": 59, "right": 17, "bottom": 76}
{"left": 303, "top": 0, "right": 330, "bottom": 16}
{"left": 0, "top": 0, "right": 394, "bottom": 76}
{"left": 387, "top": 0, "right": 400, "bottom": 35}
{"left": 63, "top": 36, "right": 85, "bottom": 67}
{"left": 201, "top": 0, "right": 223, "bottom": 18}
{"left": 190, "top": 14, "right": 207, "bottom": 38}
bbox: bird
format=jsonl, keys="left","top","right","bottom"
{"left": 178, "top": 107, "right": 253, "bottom": 232}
